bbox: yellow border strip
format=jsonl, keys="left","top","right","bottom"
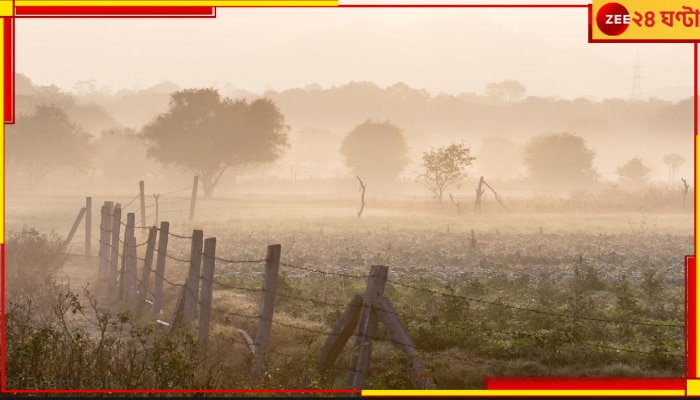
{"left": 362, "top": 390, "right": 686, "bottom": 397}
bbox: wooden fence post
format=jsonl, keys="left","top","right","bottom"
{"left": 199, "top": 237, "right": 216, "bottom": 344}
{"left": 346, "top": 265, "right": 388, "bottom": 390}
{"left": 98, "top": 201, "right": 113, "bottom": 280}
{"left": 85, "top": 196, "right": 91, "bottom": 257}
{"left": 189, "top": 176, "right": 199, "bottom": 222}
{"left": 152, "top": 221, "right": 170, "bottom": 317}
{"left": 168, "top": 283, "right": 188, "bottom": 334}
{"left": 62, "top": 207, "right": 86, "bottom": 250}
{"left": 252, "top": 244, "right": 282, "bottom": 375}
{"left": 125, "top": 236, "right": 138, "bottom": 307}
{"left": 139, "top": 180, "right": 147, "bottom": 235}
{"left": 373, "top": 297, "right": 436, "bottom": 389}
{"left": 137, "top": 226, "right": 157, "bottom": 314}
{"left": 109, "top": 204, "right": 122, "bottom": 291}
{"left": 119, "top": 213, "right": 135, "bottom": 300}
{"left": 316, "top": 294, "right": 364, "bottom": 376}
{"left": 98, "top": 204, "right": 106, "bottom": 278}
{"left": 153, "top": 193, "right": 160, "bottom": 226}
{"left": 183, "top": 230, "right": 204, "bottom": 325}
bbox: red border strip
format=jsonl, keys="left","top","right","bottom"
{"left": 15, "top": 6, "right": 216, "bottom": 17}
{"left": 4, "top": 17, "right": 13, "bottom": 124}
{"left": 485, "top": 377, "right": 686, "bottom": 391}
{"left": 4, "top": 389, "right": 360, "bottom": 394}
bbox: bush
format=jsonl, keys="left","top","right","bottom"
{"left": 6, "top": 228, "right": 67, "bottom": 301}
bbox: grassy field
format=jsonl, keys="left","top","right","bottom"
{"left": 4, "top": 191, "right": 694, "bottom": 391}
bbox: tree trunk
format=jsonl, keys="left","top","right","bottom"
{"left": 200, "top": 174, "right": 216, "bottom": 198}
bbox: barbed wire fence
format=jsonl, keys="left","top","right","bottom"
{"left": 52, "top": 181, "right": 686, "bottom": 390}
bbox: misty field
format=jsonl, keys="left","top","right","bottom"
{"left": 5, "top": 192, "right": 692, "bottom": 391}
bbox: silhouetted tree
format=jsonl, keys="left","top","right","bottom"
{"left": 663, "top": 153, "right": 685, "bottom": 183}
{"left": 6, "top": 104, "right": 94, "bottom": 189}
{"left": 339, "top": 120, "right": 409, "bottom": 182}
{"left": 523, "top": 132, "right": 598, "bottom": 188}
{"left": 418, "top": 143, "right": 476, "bottom": 202}
{"left": 617, "top": 157, "right": 650, "bottom": 186}
{"left": 485, "top": 79, "right": 526, "bottom": 102}
{"left": 140, "top": 88, "right": 289, "bottom": 197}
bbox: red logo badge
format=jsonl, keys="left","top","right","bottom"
{"left": 596, "top": 2, "right": 631, "bottom": 36}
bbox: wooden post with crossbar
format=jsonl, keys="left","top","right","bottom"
{"left": 252, "top": 244, "right": 282, "bottom": 376}
{"left": 316, "top": 265, "right": 436, "bottom": 390}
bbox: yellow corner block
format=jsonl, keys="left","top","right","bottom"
{"left": 0, "top": 1, "right": 12, "bottom": 16}
{"left": 687, "top": 379, "right": 700, "bottom": 396}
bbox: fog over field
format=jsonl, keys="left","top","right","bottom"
{"left": 12, "top": 7, "right": 695, "bottom": 194}
{"left": 4, "top": 5, "right": 695, "bottom": 391}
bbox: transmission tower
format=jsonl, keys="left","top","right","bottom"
{"left": 631, "top": 51, "right": 643, "bottom": 99}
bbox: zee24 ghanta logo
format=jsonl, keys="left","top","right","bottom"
{"left": 596, "top": 2, "right": 700, "bottom": 37}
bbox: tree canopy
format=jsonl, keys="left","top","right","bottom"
{"left": 418, "top": 143, "right": 475, "bottom": 202}
{"left": 6, "top": 104, "right": 94, "bottom": 189}
{"left": 485, "top": 79, "right": 526, "bottom": 102}
{"left": 662, "top": 153, "right": 685, "bottom": 183}
{"left": 339, "top": 119, "right": 409, "bottom": 182}
{"left": 617, "top": 157, "right": 650, "bottom": 187}
{"left": 523, "top": 132, "right": 598, "bottom": 188}
{"left": 140, "top": 88, "right": 289, "bottom": 197}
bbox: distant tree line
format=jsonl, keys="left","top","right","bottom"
{"left": 6, "top": 74, "right": 691, "bottom": 200}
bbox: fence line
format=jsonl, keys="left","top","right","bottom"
{"left": 47, "top": 192, "right": 687, "bottom": 390}
{"left": 95, "top": 228, "right": 685, "bottom": 332}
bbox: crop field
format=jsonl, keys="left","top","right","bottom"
{"left": 4, "top": 192, "right": 693, "bottom": 390}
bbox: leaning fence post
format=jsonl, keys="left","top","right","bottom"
{"left": 346, "top": 265, "right": 388, "bottom": 390}
{"left": 199, "top": 237, "right": 216, "bottom": 344}
{"left": 62, "top": 207, "right": 86, "bottom": 250}
{"left": 119, "top": 213, "right": 135, "bottom": 300}
{"left": 152, "top": 221, "right": 170, "bottom": 317}
{"left": 189, "top": 175, "right": 199, "bottom": 222}
{"left": 109, "top": 204, "right": 122, "bottom": 291}
{"left": 252, "top": 244, "right": 282, "bottom": 376}
{"left": 139, "top": 180, "right": 147, "bottom": 235}
{"left": 85, "top": 196, "right": 92, "bottom": 257}
{"left": 183, "top": 230, "right": 204, "bottom": 325}
{"left": 137, "top": 226, "right": 157, "bottom": 314}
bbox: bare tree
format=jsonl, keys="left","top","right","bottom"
{"left": 418, "top": 143, "right": 475, "bottom": 203}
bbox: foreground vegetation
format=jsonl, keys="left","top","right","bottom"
{"left": 3, "top": 193, "right": 690, "bottom": 393}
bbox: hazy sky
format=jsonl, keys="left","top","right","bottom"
{"left": 16, "top": 5, "right": 694, "bottom": 100}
